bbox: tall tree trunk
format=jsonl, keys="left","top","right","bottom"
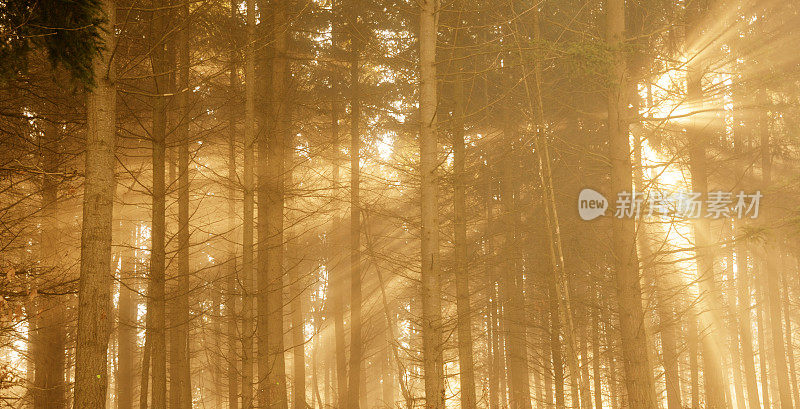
{"left": 73, "top": 0, "right": 116, "bottom": 405}
{"left": 291, "top": 244, "right": 306, "bottom": 409}
{"left": 735, "top": 240, "right": 760, "bottom": 409}
{"left": 591, "top": 283, "right": 602, "bottom": 409}
{"left": 171, "top": 3, "right": 192, "bottom": 406}
{"left": 686, "top": 62, "right": 729, "bottom": 409}
{"left": 549, "top": 283, "right": 565, "bottom": 409}
{"left": 761, "top": 127, "right": 794, "bottom": 409}
{"left": 451, "top": 18, "right": 477, "bottom": 409}
{"left": 499, "top": 144, "right": 531, "bottom": 409}
{"left": 242, "top": 0, "right": 256, "bottom": 406}
{"left": 227, "top": 2, "right": 240, "bottom": 407}
{"left": 723, "top": 228, "right": 746, "bottom": 409}
{"left": 781, "top": 265, "right": 799, "bottom": 408}
{"left": 756, "top": 264, "right": 771, "bottom": 408}
{"left": 689, "top": 316, "right": 700, "bottom": 409}
{"left": 347, "top": 0, "right": 362, "bottom": 404}
{"left": 34, "top": 120, "right": 67, "bottom": 409}
{"left": 263, "top": 1, "right": 289, "bottom": 407}
{"left": 605, "top": 0, "right": 658, "bottom": 405}
{"left": 418, "top": 0, "right": 444, "bottom": 407}
{"left": 328, "top": 1, "right": 348, "bottom": 405}
{"left": 149, "top": 2, "right": 170, "bottom": 404}
{"left": 118, "top": 226, "right": 137, "bottom": 409}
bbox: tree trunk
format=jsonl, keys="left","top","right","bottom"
{"left": 148, "top": 2, "right": 170, "bottom": 404}
{"left": 756, "top": 265, "right": 770, "bottom": 408}
{"left": 591, "top": 283, "right": 602, "bottom": 409}
{"left": 328, "top": 2, "right": 349, "bottom": 405}
{"left": 34, "top": 120, "right": 67, "bottom": 409}
{"left": 761, "top": 128, "right": 794, "bottom": 409}
{"left": 171, "top": 3, "right": 192, "bottom": 406}
{"left": 242, "top": 0, "right": 256, "bottom": 406}
{"left": 689, "top": 316, "right": 700, "bottom": 409}
{"left": 499, "top": 144, "right": 531, "bottom": 409}
{"left": 347, "top": 1, "right": 362, "bottom": 404}
{"left": 606, "top": 0, "right": 658, "bottom": 405}
{"left": 73, "top": 0, "right": 116, "bottom": 405}
{"left": 227, "top": 2, "right": 240, "bottom": 407}
{"left": 451, "top": 21, "right": 477, "bottom": 409}
{"left": 735, "top": 240, "right": 761, "bottom": 409}
{"left": 418, "top": 0, "right": 444, "bottom": 407}
{"left": 263, "top": 2, "right": 289, "bottom": 407}
{"left": 781, "top": 266, "right": 800, "bottom": 408}
{"left": 118, "top": 226, "right": 137, "bottom": 409}
{"left": 291, "top": 247, "right": 306, "bottom": 409}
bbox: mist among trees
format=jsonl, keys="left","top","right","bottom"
{"left": 1, "top": 0, "right": 800, "bottom": 408}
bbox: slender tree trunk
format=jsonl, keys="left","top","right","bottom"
{"left": 451, "top": 20, "right": 477, "bottom": 409}
{"left": 227, "top": 3, "right": 240, "bottom": 407}
{"left": 242, "top": 0, "right": 256, "bottom": 406}
{"left": 499, "top": 144, "right": 531, "bottom": 409}
{"left": 687, "top": 61, "right": 728, "bottom": 409}
{"left": 781, "top": 267, "right": 799, "bottom": 408}
{"left": 73, "top": 0, "right": 116, "bottom": 405}
{"left": 761, "top": 128, "right": 794, "bottom": 409}
{"left": 735, "top": 240, "right": 761, "bottom": 409}
{"left": 328, "top": 3, "right": 348, "bottom": 405}
{"left": 756, "top": 265, "right": 771, "bottom": 408}
{"left": 34, "top": 120, "right": 67, "bottom": 409}
{"left": 418, "top": 0, "right": 444, "bottom": 407}
{"left": 171, "top": 3, "right": 192, "bottom": 407}
{"left": 689, "top": 316, "right": 700, "bottom": 409}
{"left": 264, "top": 2, "right": 289, "bottom": 407}
{"left": 347, "top": 1, "right": 362, "bottom": 404}
{"left": 149, "top": 2, "right": 170, "bottom": 404}
{"left": 724, "top": 229, "right": 746, "bottom": 409}
{"left": 118, "top": 226, "right": 137, "bottom": 409}
{"left": 591, "top": 283, "right": 602, "bottom": 409}
{"left": 291, "top": 248, "right": 306, "bottom": 409}
{"left": 549, "top": 284, "right": 565, "bottom": 409}
{"left": 606, "top": 0, "right": 658, "bottom": 405}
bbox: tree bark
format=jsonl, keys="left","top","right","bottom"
{"left": 418, "top": 0, "right": 444, "bottom": 408}
{"left": 761, "top": 127, "right": 794, "bottom": 409}
{"left": 73, "top": 0, "right": 116, "bottom": 405}
{"left": 34, "top": 119, "right": 67, "bottom": 409}
{"left": 347, "top": 1, "right": 362, "bottom": 404}
{"left": 242, "top": 0, "right": 256, "bottom": 406}
{"left": 451, "top": 16, "right": 477, "bottom": 409}
{"left": 227, "top": 2, "right": 240, "bottom": 407}
{"left": 263, "top": 2, "right": 289, "bottom": 408}
{"left": 118, "top": 226, "right": 137, "bottom": 409}
{"left": 606, "top": 0, "right": 658, "bottom": 405}
{"left": 170, "top": 3, "right": 192, "bottom": 406}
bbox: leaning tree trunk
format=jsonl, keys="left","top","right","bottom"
{"left": 605, "top": 0, "right": 658, "bottom": 405}
{"left": 418, "top": 0, "right": 444, "bottom": 407}
{"left": 73, "top": 0, "right": 117, "bottom": 406}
